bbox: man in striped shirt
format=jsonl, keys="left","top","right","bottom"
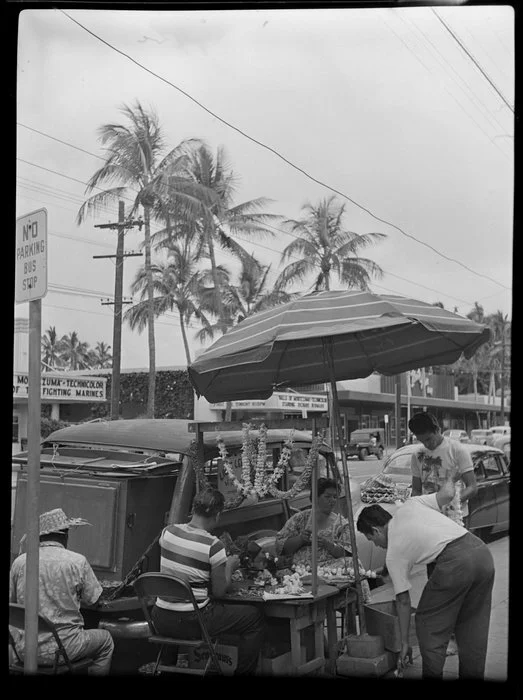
{"left": 152, "top": 487, "right": 266, "bottom": 675}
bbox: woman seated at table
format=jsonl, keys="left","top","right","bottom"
{"left": 275, "top": 477, "right": 371, "bottom": 602}
{"left": 151, "top": 487, "right": 266, "bottom": 675}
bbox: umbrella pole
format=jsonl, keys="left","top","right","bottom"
{"left": 324, "top": 345, "right": 367, "bottom": 635}
{"left": 311, "top": 461, "right": 318, "bottom": 596}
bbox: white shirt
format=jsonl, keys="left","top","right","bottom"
{"left": 386, "top": 494, "right": 467, "bottom": 595}
{"left": 410, "top": 437, "right": 474, "bottom": 522}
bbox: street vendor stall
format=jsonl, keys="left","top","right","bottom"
{"left": 188, "top": 288, "right": 492, "bottom": 669}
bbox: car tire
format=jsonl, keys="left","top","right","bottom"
{"left": 359, "top": 448, "right": 368, "bottom": 461}
{"left": 376, "top": 447, "right": 384, "bottom": 460}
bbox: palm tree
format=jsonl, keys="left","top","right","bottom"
{"left": 161, "top": 142, "right": 281, "bottom": 333}
{"left": 41, "top": 326, "right": 65, "bottom": 369}
{"left": 90, "top": 341, "right": 113, "bottom": 369}
{"left": 196, "top": 254, "right": 294, "bottom": 343}
{"left": 274, "top": 196, "right": 386, "bottom": 292}
{"left": 124, "top": 239, "right": 212, "bottom": 366}
{"left": 59, "top": 331, "right": 90, "bottom": 370}
{"left": 77, "top": 101, "right": 211, "bottom": 417}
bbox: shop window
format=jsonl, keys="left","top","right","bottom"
{"left": 360, "top": 414, "right": 370, "bottom": 429}
{"left": 12, "top": 415, "right": 19, "bottom": 442}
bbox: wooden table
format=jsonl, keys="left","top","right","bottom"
{"left": 322, "top": 582, "right": 358, "bottom": 674}
{"left": 216, "top": 581, "right": 342, "bottom": 675}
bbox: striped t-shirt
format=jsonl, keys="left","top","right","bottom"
{"left": 156, "top": 523, "right": 227, "bottom": 612}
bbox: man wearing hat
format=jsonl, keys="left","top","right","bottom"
{"left": 10, "top": 508, "right": 114, "bottom": 675}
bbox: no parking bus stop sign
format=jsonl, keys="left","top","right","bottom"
{"left": 15, "top": 208, "right": 48, "bottom": 304}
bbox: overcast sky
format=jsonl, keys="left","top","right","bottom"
{"left": 15, "top": 4, "right": 514, "bottom": 370}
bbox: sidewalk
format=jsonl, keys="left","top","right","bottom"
{"left": 370, "top": 533, "right": 509, "bottom": 681}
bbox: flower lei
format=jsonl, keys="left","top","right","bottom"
{"left": 268, "top": 432, "right": 323, "bottom": 500}
{"left": 217, "top": 423, "right": 299, "bottom": 499}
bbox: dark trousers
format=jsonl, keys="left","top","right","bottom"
{"left": 416, "top": 532, "right": 495, "bottom": 679}
{"left": 152, "top": 602, "right": 266, "bottom": 675}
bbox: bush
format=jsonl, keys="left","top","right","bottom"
{"left": 40, "top": 417, "right": 70, "bottom": 439}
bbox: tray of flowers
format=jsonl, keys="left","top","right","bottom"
{"left": 261, "top": 572, "right": 313, "bottom": 600}
{"left": 292, "top": 563, "right": 377, "bottom": 585}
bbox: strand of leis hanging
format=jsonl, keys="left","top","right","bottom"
{"left": 253, "top": 423, "right": 268, "bottom": 496}
{"left": 217, "top": 425, "right": 295, "bottom": 498}
{"left": 217, "top": 426, "right": 253, "bottom": 497}
{"left": 268, "top": 432, "right": 322, "bottom": 499}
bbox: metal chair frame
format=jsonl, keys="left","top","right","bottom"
{"left": 133, "top": 572, "right": 223, "bottom": 677}
{"left": 9, "top": 603, "right": 92, "bottom": 675}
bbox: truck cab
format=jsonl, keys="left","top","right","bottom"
{"left": 346, "top": 428, "right": 385, "bottom": 461}
{"left": 11, "top": 419, "right": 340, "bottom": 673}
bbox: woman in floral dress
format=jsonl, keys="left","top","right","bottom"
{"left": 275, "top": 477, "right": 371, "bottom": 602}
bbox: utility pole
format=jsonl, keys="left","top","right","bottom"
{"left": 93, "top": 201, "right": 143, "bottom": 420}
{"left": 500, "top": 331, "right": 506, "bottom": 425}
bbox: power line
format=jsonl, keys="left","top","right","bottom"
{"left": 382, "top": 12, "right": 510, "bottom": 161}
{"left": 19, "top": 122, "right": 511, "bottom": 303}
{"left": 58, "top": 9, "right": 511, "bottom": 292}
{"left": 17, "top": 155, "right": 502, "bottom": 313}
{"left": 402, "top": 12, "right": 512, "bottom": 144}
{"left": 431, "top": 8, "right": 514, "bottom": 113}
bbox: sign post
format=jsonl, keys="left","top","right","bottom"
{"left": 15, "top": 208, "right": 48, "bottom": 674}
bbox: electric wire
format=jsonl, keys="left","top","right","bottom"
{"left": 431, "top": 8, "right": 514, "bottom": 113}
{"left": 17, "top": 161, "right": 504, "bottom": 312}
{"left": 57, "top": 9, "right": 511, "bottom": 291}
{"left": 18, "top": 123, "right": 512, "bottom": 301}
{"left": 400, "top": 12, "right": 512, "bottom": 146}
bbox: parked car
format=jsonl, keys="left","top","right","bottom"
{"left": 346, "top": 428, "right": 385, "bottom": 461}
{"left": 486, "top": 426, "right": 511, "bottom": 446}
{"left": 493, "top": 435, "right": 510, "bottom": 462}
{"left": 442, "top": 429, "right": 470, "bottom": 443}
{"left": 354, "top": 442, "right": 510, "bottom": 571}
{"left": 470, "top": 429, "right": 494, "bottom": 445}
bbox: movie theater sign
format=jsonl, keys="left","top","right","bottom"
{"left": 13, "top": 373, "right": 107, "bottom": 402}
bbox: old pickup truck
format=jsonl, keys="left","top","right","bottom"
{"left": 346, "top": 428, "right": 385, "bottom": 461}
{"left": 12, "top": 418, "right": 361, "bottom": 673}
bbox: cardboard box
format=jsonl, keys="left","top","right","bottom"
{"left": 258, "top": 648, "right": 307, "bottom": 675}
{"left": 188, "top": 643, "right": 238, "bottom": 676}
{"left": 336, "top": 650, "right": 396, "bottom": 677}
{"left": 364, "top": 601, "right": 417, "bottom": 652}
{"left": 345, "top": 633, "right": 384, "bottom": 659}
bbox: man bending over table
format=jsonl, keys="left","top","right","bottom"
{"left": 356, "top": 479, "right": 494, "bottom": 680}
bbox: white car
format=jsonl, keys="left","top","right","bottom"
{"left": 443, "top": 429, "right": 470, "bottom": 443}
{"left": 470, "top": 429, "right": 493, "bottom": 445}
{"left": 354, "top": 442, "right": 510, "bottom": 570}
{"left": 486, "top": 426, "right": 511, "bottom": 446}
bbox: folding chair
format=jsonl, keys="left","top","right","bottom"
{"left": 133, "top": 572, "right": 223, "bottom": 677}
{"left": 9, "top": 603, "right": 92, "bottom": 675}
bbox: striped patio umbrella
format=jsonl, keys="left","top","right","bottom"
{"left": 188, "top": 289, "right": 490, "bottom": 629}
{"left": 188, "top": 289, "right": 491, "bottom": 403}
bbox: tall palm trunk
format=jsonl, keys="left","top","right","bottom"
{"left": 206, "top": 231, "right": 226, "bottom": 332}
{"left": 206, "top": 229, "right": 232, "bottom": 419}
{"left": 144, "top": 205, "right": 156, "bottom": 418}
{"left": 178, "top": 309, "right": 192, "bottom": 365}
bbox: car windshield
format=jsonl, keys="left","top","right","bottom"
{"left": 383, "top": 452, "right": 413, "bottom": 475}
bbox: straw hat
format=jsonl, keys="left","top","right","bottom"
{"left": 38, "top": 508, "right": 91, "bottom": 536}
{"left": 18, "top": 508, "right": 91, "bottom": 554}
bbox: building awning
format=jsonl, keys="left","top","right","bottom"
{"left": 337, "top": 390, "right": 507, "bottom": 414}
